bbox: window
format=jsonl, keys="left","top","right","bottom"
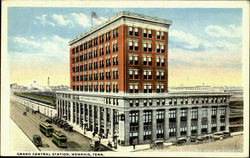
{"left": 143, "top": 29, "right": 147, "bottom": 37}
{"left": 113, "top": 70, "right": 118, "bottom": 79}
{"left": 113, "top": 84, "right": 118, "bottom": 93}
{"left": 202, "top": 107, "right": 207, "bottom": 118}
{"left": 106, "top": 57, "right": 111, "bottom": 67}
{"left": 105, "top": 45, "right": 110, "bottom": 54}
{"left": 105, "top": 32, "right": 110, "bottom": 41}
{"left": 129, "top": 41, "right": 138, "bottom": 51}
{"left": 130, "top": 111, "right": 139, "bottom": 124}
{"left": 161, "top": 32, "right": 165, "bottom": 40}
{"left": 148, "top": 43, "right": 152, "bottom": 52}
{"left": 156, "top": 56, "right": 165, "bottom": 66}
{"left": 112, "top": 42, "right": 118, "bottom": 52}
{"left": 113, "top": 28, "right": 119, "bottom": 38}
{"left": 134, "top": 27, "right": 138, "bottom": 36}
{"left": 191, "top": 108, "right": 198, "bottom": 119}
{"left": 156, "top": 31, "right": 160, "bottom": 39}
{"left": 143, "top": 70, "right": 152, "bottom": 79}
{"left": 143, "top": 130, "right": 151, "bottom": 140}
{"left": 156, "top": 110, "right": 164, "bottom": 119}
{"left": 129, "top": 69, "right": 139, "bottom": 79}
{"left": 220, "top": 107, "right": 226, "bottom": 115}
{"left": 143, "top": 83, "right": 152, "bottom": 93}
{"left": 180, "top": 109, "right": 187, "bottom": 117}
{"left": 105, "top": 71, "right": 111, "bottom": 80}
{"left": 156, "top": 44, "right": 160, "bottom": 52}
{"left": 156, "top": 99, "right": 160, "bottom": 106}
{"left": 211, "top": 107, "right": 217, "bottom": 116}
{"left": 143, "top": 111, "right": 152, "bottom": 123}
{"left": 128, "top": 54, "right": 139, "bottom": 65}
{"left": 128, "top": 26, "right": 133, "bottom": 36}
{"left": 143, "top": 43, "right": 147, "bottom": 51}
{"left": 148, "top": 29, "right": 152, "bottom": 38}
{"left": 94, "top": 84, "right": 98, "bottom": 92}
{"left": 99, "top": 46, "right": 104, "bottom": 56}
{"left": 169, "top": 109, "right": 176, "bottom": 118}
{"left": 169, "top": 127, "right": 176, "bottom": 137}
{"left": 129, "top": 83, "right": 139, "bottom": 93}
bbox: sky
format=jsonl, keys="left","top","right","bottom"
{"left": 7, "top": 7, "right": 242, "bottom": 87}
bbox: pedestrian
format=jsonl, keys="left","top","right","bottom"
{"left": 133, "top": 144, "right": 136, "bottom": 150}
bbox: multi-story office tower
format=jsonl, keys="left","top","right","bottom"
{"left": 57, "top": 11, "right": 230, "bottom": 146}
{"left": 69, "top": 11, "right": 169, "bottom": 93}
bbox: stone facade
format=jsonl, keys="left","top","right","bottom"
{"left": 56, "top": 91, "right": 230, "bottom": 146}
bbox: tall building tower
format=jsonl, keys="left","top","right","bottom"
{"left": 56, "top": 11, "right": 230, "bottom": 146}
{"left": 69, "top": 11, "right": 171, "bottom": 93}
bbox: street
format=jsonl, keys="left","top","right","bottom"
{"left": 146, "top": 134, "right": 243, "bottom": 152}
{"left": 10, "top": 98, "right": 110, "bottom": 151}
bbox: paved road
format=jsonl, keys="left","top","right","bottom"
{"left": 10, "top": 98, "right": 110, "bottom": 151}
{"left": 145, "top": 134, "right": 243, "bottom": 152}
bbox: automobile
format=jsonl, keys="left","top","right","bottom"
{"left": 52, "top": 117, "right": 59, "bottom": 124}
{"left": 45, "top": 118, "right": 52, "bottom": 124}
{"left": 59, "top": 122, "right": 67, "bottom": 128}
{"left": 222, "top": 131, "right": 231, "bottom": 138}
{"left": 189, "top": 136, "right": 196, "bottom": 143}
{"left": 176, "top": 137, "right": 187, "bottom": 146}
{"left": 56, "top": 120, "right": 63, "bottom": 126}
{"left": 90, "top": 136, "right": 100, "bottom": 151}
{"left": 196, "top": 136, "right": 205, "bottom": 143}
{"left": 32, "top": 134, "right": 42, "bottom": 147}
{"left": 213, "top": 132, "right": 224, "bottom": 140}
{"left": 151, "top": 140, "right": 164, "bottom": 148}
{"left": 64, "top": 125, "right": 73, "bottom": 132}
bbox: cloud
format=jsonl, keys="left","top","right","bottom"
{"left": 9, "top": 35, "right": 71, "bottom": 86}
{"left": 35, "top": 14, "right": 55, "bottom": 26}
{"left": 168, "top": 48, "right": 242, "bottom": 70}
{"left": 169, "top": 26, "right": 242, "bottom": 51}
{"left": 205, "top": 24, "right": 242, "bottom": 38}
{"left": 10, "top": 35, "right": 70, "bottom": 59}
{"left": 71, "top": 13, "right": 91, "bottom": 27}
{"left": 52, "top": 14, "right": 72, "bottom": 26}
{"left": 12, "top": 36, "right": 40, "bottom": 47}
{"left": 35, "top": 13, "right": 108, "bottom": 28}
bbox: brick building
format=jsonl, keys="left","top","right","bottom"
{"left": 56, "top": 11, "right": 230, "bottom": 146}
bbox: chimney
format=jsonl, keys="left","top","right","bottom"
{"left": 48, "top": 77, "right": 50, "bottom": 87}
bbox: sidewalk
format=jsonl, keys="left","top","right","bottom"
{"left": 76, "top": 129, "right": 172, "bottom": 152}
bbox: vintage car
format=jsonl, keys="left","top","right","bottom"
{"left": 213, "top": 132, "right": 225, "bottom": 140}
{"left": 222, "top": 131, "right": 231, "bottom": 138}
{"left": 32, "top": 134, "right": 42, "bottom": 147}
{"left": 151, "top": 140, "right": 164, "bottom": 148}
{"left": 45, "top": 118, "right": 52, "bottom": 124}
{"left": 90, "top": 136, "right": 100, "bottom": 151}
{"left": 176, "top": 137, "right": 187, "bottom": 146}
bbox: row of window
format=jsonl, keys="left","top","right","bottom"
{"left": 128, "top": 41, "right": 165, "bottom": 53}
{"left": 168, "top": 97, "right": 228, "bottom": 105}
{"left": 128, "top": 55, "right": 165, "bottom": 66}
{"left": 128, "top": 26, "right": 165, "bottom": 40}
{"left": 72, "top": 57, "right": 118, "bottom": 72}
{"left": 72, "top": 83, "right": 119, "bottom": 93}
{"left": 128, "top": 107, "right": 226, "bottom": 121}
{"left": 72, "top": 70, "right": 118, "bottom": 82}
{"left": 71, "top": 28, "right": 119, "bottom": 54}
{"left": 72, "top": 52, "right": 118, "bottom": 65}
{"left": 129, "top": 69, "right": 165, "bottom": 80}
{"left": 128, "top": 83, "right": 165, "bottom": 93}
